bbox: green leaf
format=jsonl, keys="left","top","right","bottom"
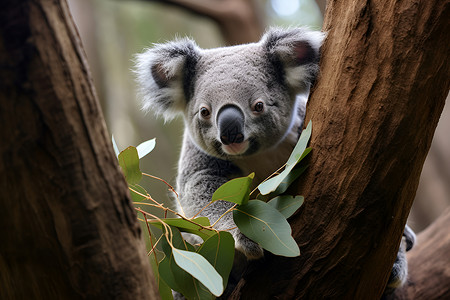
{"left": 112, "top": 135, "right": 120, "bottom": 158}
{"left": 162, "top": 217, "right": 215, "bottom": 241}
{"left": 161, "top": 226, "right": 196, "bottom": 254}
{"left": 128, "top": 184, "right": 149, "bottom": 202}
{"left": 118, "top": 146, "right": 142, "bottom": 184}
{"left": 212, "top": 173, "right": 254, "bottom": 205}
{"left": 257, "top": 120, "right": 312, "bottom": 195}
{"left": 158, "top": 279, "right": 174, "bottom": 300}
{"left": 233, "top": 200, "right": 300, "bottom": 257}
{"left": 197, "top": 232, "right": 235, "bottom": 288}
{"left": 149, "top": 217, "right": 215, "bottom": 242}
{"left": 267, "top": 195, "right": 304, "bottom": 218}
{"left": 150, "top": 255, "right": 173, "bottom": 300}
{"left": 161, "top": 230, "right": 233, "bottom": 299}
{"left": 160, "top": 228, "right": 211, "bottom": 300}
{"left": 257, "top": 149, "right": 309, "bottom": 195}
{"left": 160, "top": 254, "right": 213, "bottom": 300}
{"left": 172, "top": 248, "right": 224, "bottom": 297}
{"left": 158, "top": 256, "right": 181, "bottom": 295}
{"left": 260, "top": 165, "right": 308, "bottom": 200}
{"left": 286, "top": 121, "right": 312, "bottom": 167}
{"left": 160, "top": 254, "right": 206, "bottom": 299}
{"left": 137, "top": 138, "right": 156, "bottom": 159}
{"left": 163, "top": 217, "right": 211, "bottom": 227}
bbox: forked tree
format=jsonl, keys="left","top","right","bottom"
{"left": 0, "top": 0, "right": 448, "bottom": 299}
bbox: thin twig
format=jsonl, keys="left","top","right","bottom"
{"left": 141, "top": 172, "right": 186, "bottom": 216}
{"left": 211, "top": 203, "right": 237, "bottom": 227}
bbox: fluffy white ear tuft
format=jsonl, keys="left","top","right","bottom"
{"left": 134, "top": 38, "right": 201, "bottom": 120}
{"left": 261, "top": 27, "right": 326, "bottom": 93}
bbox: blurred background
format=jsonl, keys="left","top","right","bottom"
{"left": 67, "top": 0, "right": 448, "bottom": 234}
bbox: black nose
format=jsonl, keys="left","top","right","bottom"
{"left": 217, "top": 105, "right": 245, "bottom": 145}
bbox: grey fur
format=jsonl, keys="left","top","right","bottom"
{"left": 135, "top": 27, "right": 414, "bottom": 294}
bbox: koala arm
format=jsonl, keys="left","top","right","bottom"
{"left": 176, "top": 134, "right": 264, "bottom": 259}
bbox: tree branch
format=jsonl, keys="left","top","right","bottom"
{"left": 135, "top": 0, "right": 265, "bottom": 45}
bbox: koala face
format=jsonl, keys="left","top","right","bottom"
{"left": 184, "top": 45, "right": 297, "bottom": 159}
{"left": 135, "top": 28, "right": 324, "bottom": 160}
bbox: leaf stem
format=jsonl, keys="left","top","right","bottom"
{"left": 210, "top": 203, "right": 237, "bottom": 227}
{"left": 142, "top": 172, "right": 186, "bottom": 216}
{"left": 141, "top": 211, "right": 158, "bottom": 261}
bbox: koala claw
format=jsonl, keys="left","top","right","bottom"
{"left": 385, "top": 236, "right": 408, "bottom": 294}
{"left": 235, "top": 233, "right": 264, "bottom": 260}
{"left": 384, "top": 225, "right": 416, "bottom": 295}
{"left": 403, "top": 224, "right": 416, "bottom": 251}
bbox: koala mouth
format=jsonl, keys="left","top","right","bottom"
{"left": 221, "top": 140, "right": 249, "bottom": 155}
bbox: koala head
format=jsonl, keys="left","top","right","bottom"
{"left": 135, "top": 28, "right": 325, "bottom": 159}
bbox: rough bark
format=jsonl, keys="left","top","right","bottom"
{"left": 0, "top": 0, "right": 158, "bottom": 299}
{"left": 388, "top": 208, "right": 450, "bottom": 300}
{"left": 230, "top": 0, "right": 449, "bottom": 299}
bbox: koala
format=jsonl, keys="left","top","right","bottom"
{"left": 135, "top": 27, "right": 415, "bottom": 296}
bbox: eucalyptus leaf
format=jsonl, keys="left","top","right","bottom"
{"left": 257, "top": 120, "right": 312, "bottom": 196}
{"left": 233, "top": 200, "right": 300, "bottom": 257}
{"left": 118, "top": 146, "right": 142, "bottom": 184}
{"left": 257, "top": 163, "right": 291, "bottom": 196}
{"left": 197, "top": 232, "right": 235, "bottom": 287}
{"left": 261, "top": 165, "right": 308, "bottom": 199}
{"left": 160, "top": 226, "right": 225, "bottom": 297}
{"left": 160, "top": 254, "right": 208, "bottom": 300}
{"left": 153, "top": 257, "right": 174, "bottom": 300}
{"left": 149, "top": 246, "right": 173, "bottom": 300}
{"left": 172, "top": 248, "right": 224, "bottom": 297}
{"left": 112, "top": 135, "right": 120, "bottom": 158}
{"left": 286, "top": 121, "right": 312, "bottom": 167}
{"left": 212, "top": 173, "right": 254, "bottom": 205}
{"left": 160, "top": 250, "right": 214, "bottom": 300}
{"left": 150, "top": 217, "right": 214, "bottom": 242}
{"left": 128, "top": 184, "right": 149, "bottom": 202}
{"left": 267, "top": 195, "right": 304, "bottom": 218}
{"left": 159, "top": 228, "right": 204, "bottom": 299}
{"left": 164, "top": 217, "right": 211, "bottom": 227}
{"left": 158, "top": 256, "right": 181, "bottom": 295}
{"left": 163, "top": 217, "right": 214, "bottom": 242}
{"left": 137, "top": 138, "right": 156, "bottom": 159}
{"left": 161, "top": 226, "right": 196, "bottom": 255}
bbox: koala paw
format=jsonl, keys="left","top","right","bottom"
{"left": 384, "top": 225, "right": 416, "bottom": 295}
{"left": 234, "top": 232, "right": 264, "bottom": 260}
{"left": 385, "top": 236, "right": 408, "bottom": 293}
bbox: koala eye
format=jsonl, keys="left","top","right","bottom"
{"left": 199, "top": 106, "right": 211, "bottom": 119}
{"left": 252, "top": 101, "right": 264, "bottom": 114}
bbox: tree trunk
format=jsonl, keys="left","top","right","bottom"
{"left": 0, "top": 0, "right": 158, "bottom": 299}
{"left": 230, "top": 0, "right": 449, "bottom": 299}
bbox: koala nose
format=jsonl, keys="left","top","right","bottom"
{"left": 217, "top": 105, "right": 245, "bottom": 145}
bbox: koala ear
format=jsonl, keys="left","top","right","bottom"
{"left": 134, "top": 38, "right": 200, "bottom": 119}
{"left": 261, "top": 27, "right": 326, "bottom": 92}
